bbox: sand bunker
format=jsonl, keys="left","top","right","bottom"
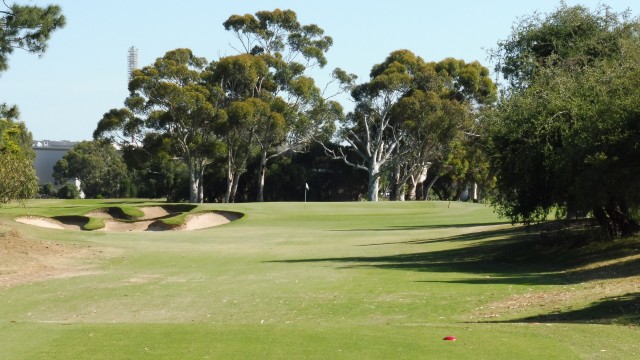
{"left": 15, "top": 210, "right": 240, "bottom": 233}
{"left": 181, "top": 211, "right": 241, "bottom": 231}
{"left": 15, "top": 216, "right": 84, "bottom": 231}
{"left": 139, "top": 206, "right": 171, "bottom": 220}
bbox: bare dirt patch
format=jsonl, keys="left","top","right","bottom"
{"left": 0, "top": 223, "right": 111, "bottom": 287}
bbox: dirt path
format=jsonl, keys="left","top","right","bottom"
{"left": 0, "top": 223, "right": 111, "bottom": 287}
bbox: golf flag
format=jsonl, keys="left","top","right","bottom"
{"left": 305, "top": 183, "right": 309, "bottom": 190}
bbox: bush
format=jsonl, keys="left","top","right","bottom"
{"left": 57, "top": 183, "right": 80, "bottom": 199}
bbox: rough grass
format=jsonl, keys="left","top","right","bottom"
{"left": 0, "top": 200, "right": 638, "bottom": 359}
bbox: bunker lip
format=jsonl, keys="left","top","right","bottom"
{"left": 15, "top": 210, "right": 241, "bottom": 232}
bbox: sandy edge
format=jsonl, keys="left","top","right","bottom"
{"left": 15, "top": 211, "right": 239, "bottom": 232}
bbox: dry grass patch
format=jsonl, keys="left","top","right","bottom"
{"left": 0, "top": 223, "right": 114, "bottom": 287}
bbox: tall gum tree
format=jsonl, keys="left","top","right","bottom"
{"left": 390, "top": 57, "right": 496, "bottom": 201}
{"left": 205, "top": 54, "right": 268, "bottom": 203}
{"left": 0, "top": 2, "right": 65, "bottom": 206}
{"left": 329, "top": 51, "right": 413, "bottom": 201}
{"left": 331, "top": 50, "right": 495, "bottom": 202}
{"left": 94, "top": 49, "right": 226, "bottom": 203}
{"left": 220, "top": 9, "right": 345, "bottom": 202}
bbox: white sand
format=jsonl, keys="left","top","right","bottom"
{"left": 15, "top": 216, "right": 65, "bottom": 230}
{"left": 139, "top": 206, "right": 170, "bottom": 220}
{"left": 182, "top": 212, "right": 238, "bottom": 231}
{"left": 16, "top": 211, "right": 239, "bottom": 232}
{"left": 85, "top": 210, "right": 114, "bottom": 219}
{"left": 98, "top": 219, "right": 156, "bottom": 232}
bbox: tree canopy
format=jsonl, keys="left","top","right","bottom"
{"left": 53, "top": 141, "right": 128, "bottom": 199}
{"left": 0, "top": 109, "right": 38, "bottom": 206}
{"left": 0, "top": 1, "right": 65, "bottom": 73}
{"left": 488, "top": 3, "right": 640, "bottom": 237}
{"left": 333, "top": 50, "right": 495, "bottom": 201}
{"left": 94, "top": 48, "right": 226, "bottom": 203}
{"left": 218, "top": 9, "right": 343, "bottom": 202}
{"left": 0, "top": 2, "right": 64, "bottom": 206}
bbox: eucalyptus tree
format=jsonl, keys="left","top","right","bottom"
{"left": 0, "top": 2, "right": 64, "bottom": 206}
{"left": 0, "top": 1, "right": 65, "bottom": 73}
{"left": 94, "top": 49, "right": 226, "bottom": 203}
{"left": 329, "top": 52, "right": 412, "bottom": 201}
{"left": 205, "top": 54, "right": 268, "bottom": 202}
{"left": 390, "top": 58, "right": 496, "bottom": 200}
{"left": 220, "top": 9, "right": 344, "bottom": 202}
{"left": 488, "top": 3, "right": 640, "bottom": 237}
{"left": 331, "top": 50, "right": 494, "bottom": 202}
{"left": 53, "top": 141, "right": 128, "bottom": 198}
{"left": 0, "top": 108, "right": 38, "bottom": 206}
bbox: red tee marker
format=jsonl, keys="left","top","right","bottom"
{"left": 443, "top": 336, "right": 457, "bottom": 341}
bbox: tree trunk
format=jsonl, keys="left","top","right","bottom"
{"left": 224, "top": 158, "right": 233, "bottom": 203}
{"left": 390, "top": 166, "right": 400, "bottom": 201}
{"left": 188, "top": 170, "right": 199, "bottom": 203}
{"left": 229, "top": 172, "right": 241, "bottom": 203}
{"left": 367, "top": 163, "right": 380, "bottom": 201}
{"left": 423, "top": 175, "right": 439, "bottom": 201}
{"left": 197, "top": 168, "right": 204, "bottom": 203}
{"left": 605, "top": 201, "right": 640, "bottom": 237}
{"left": 407, "top": 174, "right": 418, "bottom": 201}
{"left": 257, "top": 150, "right": 267, "bottom": 202}
{"left": 594, "top": 201, "right": 640, "bottom": 238}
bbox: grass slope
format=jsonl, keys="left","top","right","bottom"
{"left": 0, "top": 200, "right": 638, "bottom": 359}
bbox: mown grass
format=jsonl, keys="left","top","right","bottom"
{"left": 0, "top": 200, "right": 638, "bottom": 359}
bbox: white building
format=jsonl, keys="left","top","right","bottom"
{"left": 32, "top": 140, "right": 79, "bottom": 186}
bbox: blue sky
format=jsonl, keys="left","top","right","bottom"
{"left": 0, "top": 0, "right": 636, "bottom": 141}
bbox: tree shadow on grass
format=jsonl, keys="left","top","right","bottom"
{"left": 272, "top": 226, "right": 640, "bottom": 286}
{"left": 357, "top": 225, "right": 524, "bottom": 246}
{"left": 273, "top": 225, "right": 640, "bottom": 325}
{"left": 333, "top": 221, "right": 511, "bottom": 233}
{"left": 482, "top": 292, "right": 640, "bottom": 325}
{"left": 272, "top": 227, "right": 565, "bottom": 285}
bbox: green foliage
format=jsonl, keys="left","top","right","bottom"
{"left": 338, "top": 49, "right": 496, "bottom": 201}
{"left": 53, "top": 141, "right": 129, "bottom": 199}
{"left": 0, "top": 2, "right": 65, "bottom": 73}
{"left": 95, "top": 48, "right": 226, "bottom": 203}
{"left": 0, "top": 150, "right": 38, "bottom": 205}
{"left": 55, "top": 183, "right": 79, "bottom": 199}
{"left": 0, "top": 114, "right": 38, "bottom": 206}
{"left": 489, "top": 3, "right": 640, "bottom": 237}
{"left": 40, "top": 183, "right": 56, "bottom": 198}
{"left": 214, "top": 9, "right": 342, "bottom": 202}
{"left": 493, "top": 2, "right": 634, "bottom": 88}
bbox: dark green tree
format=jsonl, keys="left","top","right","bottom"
{"left": 0, "top": 2, "right": 65, "bottom": 73}
{"left": 219, "top": 9, "right": 345, "bottom": 202}
{"left": 0, "top": 2, "right": 64, "bottom": 206}
{"left": 0, "top": 111, "right": 38, "bottom": 205}
{"left": 53, "top": 141, "right": 128, "bottom": 199}
{"left": 94, "top": 49, "right": 227, "bottom": 203}
{"left": 488, "top": 3, "right": 640, "bottom": 237}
